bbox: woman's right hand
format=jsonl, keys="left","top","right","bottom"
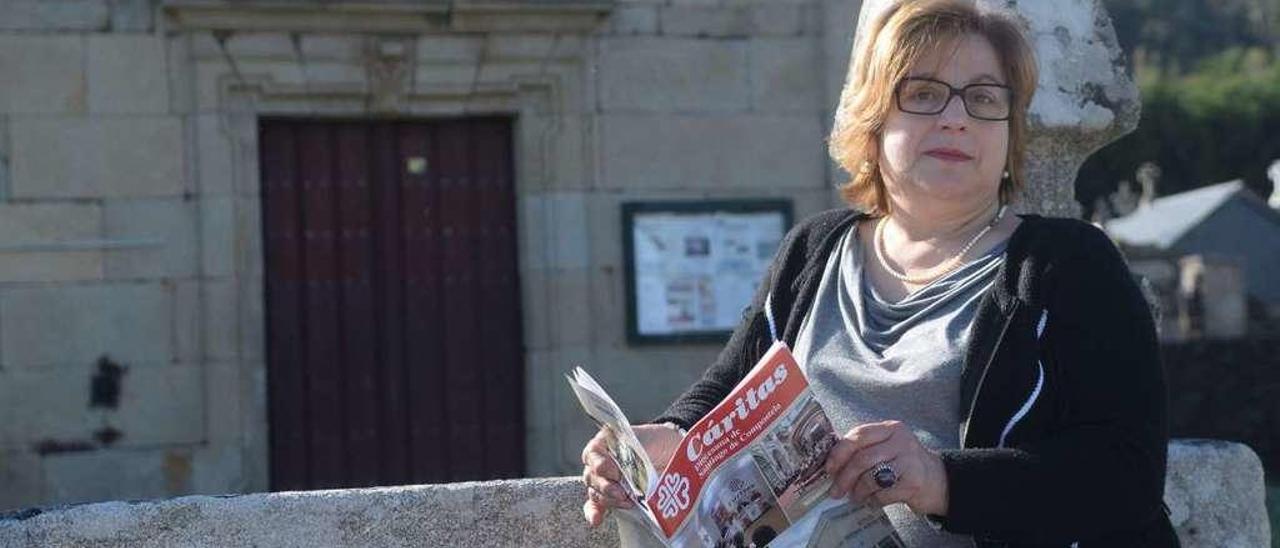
{"left": 581, "top": 423, "right": 683, "bottom": 527}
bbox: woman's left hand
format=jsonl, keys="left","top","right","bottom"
{"left": 824, "top": 420, "right": 950, "bottom": 516}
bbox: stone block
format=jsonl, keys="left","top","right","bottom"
{"left": 0, "top": 35, "right": 87, "bottom": 114}
{"left": 230, "top": 59, "right": 307, "bottom": 88}
{"left": 0, "top": 117, "right": 8, "bottom": 200}
{"left": 519, "top": 192, "right": 590, "bottom": 271}
{"left": 475, "top": 61, "right": 541, "bottom": 87}
{"left": 225, "top": 115, "right": 258, "bottom": 199}
{"left": 223, "top": 32, "right": 295, "bottom": 60}
{"left": 667, "top": 0, "right": 720, "bottom": 6}
{"left": 598, "top": 38, "right": 748, "bottom": 112}
{"left": 586, "top": 263, "right": 626, "bottom": 348}
{"left": 0, "top": 283, "right": 172, "bottom": 370}
{"left": 190, "top": 444, "right": 245, "bottom": 495}
{"left": 193, "top": 58, "right": 233, "bottom": 112}
{"left": 202, "top": 364, "right": 242, "bottom": 445}
{"left": 166, "top": 35, "right": 196, "bottom": 115}
{"left": 238, "top": 277, "right": 265, "bottom": 364}
{"left": 0, "top": 1, "right": 108, "bottom": 32}
{"left": 1165, "top": 439, "right": 1271, "bottom": 547}
{"left": 103, "top": 198, "right": 199, "bottom": 279}
{"left": 515, "top": 114, "right": 590, "bottom": 191}
{"left": 553, "top": 115, "right": 592, "bottom": 191}
{"left": 195, "top": 114, "right": 234, "bottom": 196}
{"left": 520, "top": 267, "right": 593, "bottom": 351}
{"left": 187, "top": 32, "right": 222, "bottom": 61}
{"left": 0, "top": 450, "right": 43, "bottom": 512}
{"left": 799, "top": 4, "right": 823, "bottom": 36}
{"left": 519, "top": 274, "right": 552, "bottom": 353}
{"left": 203, "top": 279, "right": 237, "bottom": 362}
{"left": 87, "top": 35, "right": 169, "bottom": 114}
{"left": 235, "top": 195, "right": 262, "bottom": 278}
{"left": 583, "top": 193, "right": 627, "bottom": 271}
{"left": 0, "top": 367, "right": 96, "bottom": 451}
{"left": 298, "top": 34, "right": 362, "bottom": 62}
{"left": 821, "top": 0, "right": 859, "bottom": 117}
{"left": 749, "top": 38, "right": 822, "bottom": 113}
{"left": 415, "top": 64, "right": 481, "bottom": 92}
{"left": 660, "top": 5, "right": 805, "bottom": 37}
{"left": 749, "top": 4, "right": 804, "bottom": 36}
{"left": 415, "top": 35, "right": 485, "bottom": 63}
{"left": 112, "top": 364, "right": 204, "bottom": 447}
{"left": 109, "top": 0, "right": 154, "bottom": 32}
{"left": 10, "top": 117, "right": 186, "bottom": 199}
{"left": 172, "top": 281, "right": 200, "bottom": 365}
{"left": 599, "top": 114, "right": 824, "bottom": 190}
{"left": 485, "top": 34, "right": 558, "bottom": 61}
{"left": 238, "top": 362, "right": 268, "bottom": 491}
{"left": 0, "top": 250, "right": 104, "bottom": 284}
{"left": 200, "top": 195, "right": 234, "bottom": 278}
{"left": 524, "top": 346, "right": 594, "bottom": 475}
{"left": 659, "top": 6, "right": 753, "bottom": 38}
{"left": 0, "top": 364, "right": 203, "bottom": 454}
{"left": 42, "top": 448, "right": 173, "bottom": 506}
{"left": 0, "top": 202, "right": 104, "bottom": 282}
{"left": 295, "top": 62, "right": 367, "bottom": 88}
{"left": 556, "top": 35, "right": 589, "bottom": 58}
{"left": 609, "top": 5, "right": 659, "bottom": 35}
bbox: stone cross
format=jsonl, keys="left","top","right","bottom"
{"left": 846, "top": 0, "right": 1140, "bottom": 218}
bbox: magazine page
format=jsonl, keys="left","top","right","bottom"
{"left": 566, "top": 368, "right": 661, "bottom": 498}
{"left": 648, "top": 342, "right": 904, "bottom": 548}
{"left": 565, "top": 367, "right": 666, "bottom": 539}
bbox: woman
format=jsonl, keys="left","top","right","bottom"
{"left": 581, "top": 0, "right": 1178, "bottom": 545}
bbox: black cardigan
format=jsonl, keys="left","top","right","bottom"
{"left": 654, "top": 209, "right": 1178, "bottom": 547}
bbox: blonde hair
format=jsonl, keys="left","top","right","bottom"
{"left": 828, "top": 0, "right": 1038, "bottom": 214}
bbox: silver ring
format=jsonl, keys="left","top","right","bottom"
{"left": 872, "top": 461, "right": 897, "bottom": 489}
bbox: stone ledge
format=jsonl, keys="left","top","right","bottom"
{"left": 0, "top": 477, "right": 617, "bottom": 547}
{"left": 0, "top": 441, "right": 1267, "bottom": 547}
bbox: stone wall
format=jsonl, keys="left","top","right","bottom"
{"left": 0, "top": 1, "right": 237, "bottom": 513}
{"left": 0, "top": 0, "right": 847, "bottom": 510}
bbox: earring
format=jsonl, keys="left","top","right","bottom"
{"left": 1002, "top": 170, "right": 1011, "bottom": 180}
{"left": 860, "top": 160, "right": 874, "bottom": 174}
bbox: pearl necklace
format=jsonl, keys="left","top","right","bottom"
{"left": 873, "top": 205, "right": 1008, "bottom": 284}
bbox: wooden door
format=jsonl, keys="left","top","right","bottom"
{"left": 259, "top": 117, "right": 525, "bottom": 490}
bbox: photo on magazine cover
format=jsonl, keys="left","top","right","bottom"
{"left": 746, "top": 393, "right": 838, "bottom": 521}
{"left": 679, "top": 453, "right": 789, "bottom": 548}
{"left": 803, "top": 501, "right": 906, "bottom": 548}
{"left": 599, "top": 425, "right": 651, "bottom": 503}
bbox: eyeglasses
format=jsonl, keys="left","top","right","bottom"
{"left": 895, "top": 77, "right": 1013, "bottom": 121}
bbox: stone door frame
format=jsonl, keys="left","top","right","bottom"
{"left": 169, "top": 1, "right": 610, "bottom": 490}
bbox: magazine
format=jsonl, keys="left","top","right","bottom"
{"left": 567, "top": 341, "right": 905, "bottom": 547}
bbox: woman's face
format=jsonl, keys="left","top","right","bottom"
{"left": 878, "top": 34, "right": 1009, "bottom": 212}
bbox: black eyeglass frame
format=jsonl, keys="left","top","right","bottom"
{"left": 894, "top": 77, "right": 1014, "bottom": 121}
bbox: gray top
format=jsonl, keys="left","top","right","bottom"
{"left": 792, "top": 221, "right": 1006, "bottom": 547}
